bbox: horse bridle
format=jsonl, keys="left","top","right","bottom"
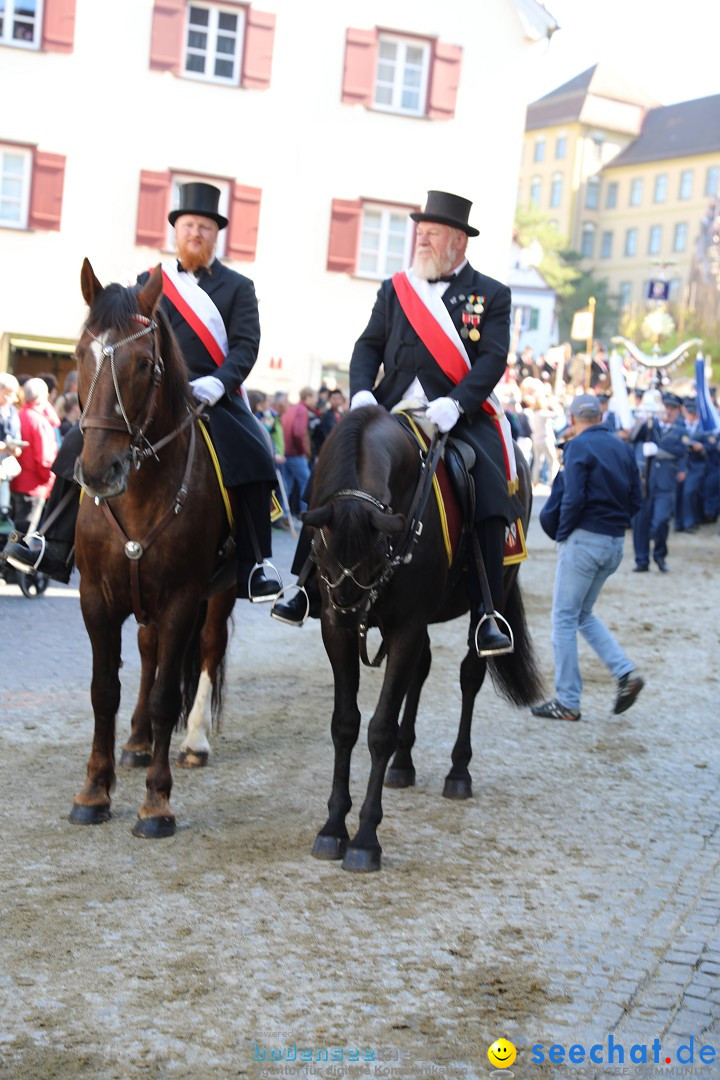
{"left": 79, "top": 316, "right": 192, "bottom": 469}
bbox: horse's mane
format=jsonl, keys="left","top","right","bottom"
{"left": 87, "top": 283, "right": 193, "bottom": 418}
{"left": 312, "top": 406, "right": 396, "bottom": 567}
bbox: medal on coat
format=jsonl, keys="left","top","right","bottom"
{"left": 461, "top": 294, "right": 485, "bottom": 341}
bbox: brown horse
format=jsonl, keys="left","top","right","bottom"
{"left": 70, "top": 259, "right": 236, "bottom": 837}
{"left": 304, "top": 406, "right": 544, "bottom": 871}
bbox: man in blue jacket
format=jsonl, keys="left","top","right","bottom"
{"left": 532, "top": 394, "right": 644, "bottom": 722}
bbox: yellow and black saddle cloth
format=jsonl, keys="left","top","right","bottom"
{"left": 198, "top": 418, "right": 283, "bottom": 529}
{"left": 394, "top": 409, "right": 527, "bottom": 569}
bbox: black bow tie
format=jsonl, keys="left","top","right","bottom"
{"left": 427, "top": 273, "right": 456, "bottom": 284}
{"left": 177, "top": 261, "right": 210, "bottom": 278}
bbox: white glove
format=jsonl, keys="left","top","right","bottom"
{"left": 350, "top": 390, "right": 378, "bottom": 410}
{"left": 190, "top": 375, "right": 225, "bottom": 406}
{"left": 425, "top": 397, "right": 461, "bottom": 433}
{"left": 642, "top": 441, "right": 658, "bottom": 457}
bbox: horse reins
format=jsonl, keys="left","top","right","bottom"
{"left": 315, "top": 430, "right": 448, "bottom": 667}
{"left": 79, "top": 315, "right": 207, "bottom": 624}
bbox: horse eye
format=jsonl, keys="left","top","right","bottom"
{"left": 136, "top": 356, "right": 151, "bottom": 373}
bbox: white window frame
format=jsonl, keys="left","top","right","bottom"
{"left": 581, "top": 222, "right": 596, "bottom": 258}
{"left": 653, "top": 174, "right": 668, "bottom": 203}
{"left": 585, "top": 176, "right": 600, "bottom": 210}
{"left": 619, "top": 282, "right": 632, "bottom": 308}
{"left": 0, "top": 144, "right": 32, "bottom": 229}
{"left": 673, "top": 222, "right": 688, "bottom": 253}
{"left": 373, "top": 34, "right": 430, "bottom": 117}
{"left": 0, "top": 0, "right": 43, "bottom": 49}
{"left": 624, "top": 228, "right": 638, "bottom": 256}
{"left": 529, "top": 176, "right": 541, "bottom": 207}
{"left": 629, "top": 178, "right": 643, "bottom": 207}
{"left": 648, "top": 225, "right": 662, "bottom": 256}
{"left": 356, "top": 203, "right": 414, "bottom": 280}
{"left": 183, "top": 3, "right": 245, "bottom": 86}
{"left": 165, "top": 173, "right": 230, "bottom": 258}
{"left": 678, "top": 169, "right": 693, "bottom": 200}
{"left": 600, "top": 230, "right": 613, "bottom": 259}
{"left": 549, "top": 172, "right": 562, "bottom": 209}
{"left": 705, "top": 166, "right": 720, "bottom": 197}
{"left": 533, "top": 138, "right": 545, "bottom": 164}
{"left": 606, "top": 182, "right": 618, "bottom": 210}
{"left": 555, "top": 133, "right": 567, "bottom": 160}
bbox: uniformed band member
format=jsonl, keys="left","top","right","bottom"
{"left": 3, "top": 183, "right": 280, "bottom": 600}
{"left": 629, "top": 390, "right": 687, "bottom": 573}
{"left": 273, "top": 190, "right": 520, "bottom": 655}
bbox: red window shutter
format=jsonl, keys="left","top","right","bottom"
{"left": 326, "top": 199, "right": 362, "bottom": 273}
{"left": 226, "top": 184, "right": 262, "bottom": 261}
{"left": 28, "top": 152, "right": 65, "bottom": 231}
{"left": 149, "top": 0, "right": 184, "bottom": 74}
{"left": 341, "top": 28, "right": 377, "bottom": 107}
{"left": 42, "top": 0, "right": 76, "bottom": 53}
{"left": 136, "top": 171, "right": 171, "bottom": 247}
{"left": 426, "top": 41, "right": 462, "bottom": 120}
{"left": 241, "top": 8, "right": 276, "bottom": 90}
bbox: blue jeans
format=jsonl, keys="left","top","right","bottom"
{"left": 552, "top": 529, "right": 634, "bottom": 710}
{"left": 282, "top": 455, "right": 311, "bottom": 513}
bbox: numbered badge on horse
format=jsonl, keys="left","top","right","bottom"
{"left": 303, "top": 405, "right": 544, "bottom": 871}
{"left": 70, "top": 260, "right": 237, "bottom": 837}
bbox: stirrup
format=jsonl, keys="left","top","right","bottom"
{"left": 270, "top": 583, "right": 310, "bottom": 626}
{"left": 5, "top": 531, "right": 45, "bottom": 575}
{"left": 247, "top": 559, "right": 283, "bottom": 603}
{"left": 473, "top": 610, "right": 514, "bottom": 657}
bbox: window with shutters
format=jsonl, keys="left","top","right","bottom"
{"left": 166, "top": 173, "right": 230, "bottom": 256}
{"left": 0, "top": 145, "right": 32, "bottom": 227}
{"left": 137, "top": 169, "right": 262, "bottom": 261}
{"left": 0, "top": 0, "right": 43, "bottom": 48}
{"left": 341, "top": 28, "right": 461, "bottom": 121}
{"left": 184, "top": 3, "right": 244, "bottom": 84}
{"left": 357, "top": 204, "right": 414, "bottom": 279}
{"left": 373, "top": 34, "right": 430, "bottom": 116}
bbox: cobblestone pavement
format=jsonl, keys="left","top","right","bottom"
{"left": 1, "top": 509, "right": 720, "bottom": 1079}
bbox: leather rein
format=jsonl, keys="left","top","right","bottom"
{"left": 314, "top": 429, "right": 448, "bottom": 667}
{"left": 79, "top": 315, "right": 205, "bottom": 624}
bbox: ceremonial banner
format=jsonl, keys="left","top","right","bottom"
{"left": 608, "top": 350, "right": 634, "bottom": 430}
{"left": 695, "top": 355, "right": 720, "bottom": 432}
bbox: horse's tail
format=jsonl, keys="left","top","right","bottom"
{"left": 488, "top": 576, "right": 546, "bottom": 706}
{"left": 178, "top": 600, "right": 207, "bottom": 728}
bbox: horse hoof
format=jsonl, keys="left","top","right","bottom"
{"left": 119, "top": 748, "right": 152, "bottom": 768}
{"left": 443, "top": 776, "right": 473, "bottom": 800}
{"left": 385, "top": 766, "right": 416, "bottom": 788}
{"left": 132, "top": 815, "right": 176, "bottom": 839}
{"left": 176, "top": 748, "right": 209, "bottom": 769}
{"left": 69, "top": 802, "right": 111, "bottom": 825}
{"left": 342, "top": 847, "right": 382, "bottom": 873}
{"left": 311, "top": 834, "right": 347, "bottom": 860}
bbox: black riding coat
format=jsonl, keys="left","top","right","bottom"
{"left": 137, "top": 260, "right": 276, "bottom": 488}
{"left": 349, "top": 261, "right": 513, "bottom": 521}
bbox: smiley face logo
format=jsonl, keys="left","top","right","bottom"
{"left": 488, "top": 1038, "right": 517, "bottom": 1068}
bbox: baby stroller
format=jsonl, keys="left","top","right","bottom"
{"left": 0, "top": 469, "right": 49, "bottom": 599}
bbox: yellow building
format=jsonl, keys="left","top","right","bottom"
{"left": 518, "top": 64, "right": 720, "bottom": 322}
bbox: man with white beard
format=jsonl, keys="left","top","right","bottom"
{"left": 274, "top": 191, "right": 520, "bottom": 655}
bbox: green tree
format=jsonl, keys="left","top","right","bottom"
{"left": 514, "top": 209, "right": 620, "bottom": 346}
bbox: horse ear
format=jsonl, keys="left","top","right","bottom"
{"left": 137, "top": 264, "right": 164, "bottom": 318}
{"left": 302, "top": 504, "right": 333, "bottom": 528}
{"left": 80, "top": 258, "right": 103, "bottom": 307}
{"left": 369, "top": 507, "right": 406, "bottom": 537}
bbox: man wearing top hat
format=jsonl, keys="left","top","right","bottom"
{"left": 3, "top": 183, "right": 280, "bottom": 600}
{"left": 273, "top": 190, "right": 519, "bottom": 655}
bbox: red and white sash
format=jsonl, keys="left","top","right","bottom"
{"left": 392, "top": 269, "right": 517, "bottom": 491}
{"left": 161, "top": 262, "right": 228, "bottom": 364}
{"left": 160, "top": 262, "right": 249, "bottom": 406}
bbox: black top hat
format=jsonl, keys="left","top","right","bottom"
{"left": 168, "top": 183, "right": 228, "bottom": 230}
{"left": 410, "top": 190, "right": 479, "bottom": 236}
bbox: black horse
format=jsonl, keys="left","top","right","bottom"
{"left": 304, "top": 405, "right": 544, "bottom": 871}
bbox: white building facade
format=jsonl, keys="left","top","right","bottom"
{"left": 1, "top": 0, "right": 556, "bottom": 393}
